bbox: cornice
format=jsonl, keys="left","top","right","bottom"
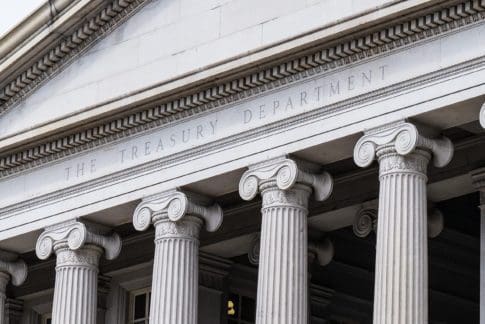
{"left": 0, "top": 0, "right": 85, "bottom": 63}
{"left": 0, "top": 0, "right": 149, "bottom": 112}
{"left": 0, "top": 0, "right": 484, "bottom": 178}
{"left": 1, "top": 57, "right": 484, "bottom": 219}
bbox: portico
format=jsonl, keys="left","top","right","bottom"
{"left": 0, "top": 0, "right": 485, "bottom": 323}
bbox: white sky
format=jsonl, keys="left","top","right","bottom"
{"left": 0, "top": 0, "right": 46, "bottom": 38}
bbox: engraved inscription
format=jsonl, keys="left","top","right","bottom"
{"left": 65, "top": 159, "right": 96, "bottom": 181}
{"left": 0, "top": 58, "right": 393, "bottom": 207}
{"left": 242, "top": 65, "right": 387, "bottom": 125}
{"left": 61, "top": 65, "right": 387, "bottom": 183}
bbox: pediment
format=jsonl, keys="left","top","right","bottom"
{"left": 0, "top": 0, "right": 191, "bottom": 142}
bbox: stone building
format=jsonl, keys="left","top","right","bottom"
{"left": 0, "top": 0, "right": 484, "bottom": 323}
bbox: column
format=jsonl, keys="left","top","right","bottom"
{"left": 354, "top": 121, "right": 453, "bottom": 324}
{"left": 249, "top": 235, "right": 334, "bottom": 324}
{"left": 5, "top": 299, "right": 23, "bottom": 324}
{"left": 35, "top": 220, "right": 121, "bottom": 324}
{"left": 20, "top": 308, "right": 40, "bottom": 324}
{"left": 133, "top": 190, "right": 223, "bottom": 324}
{"left": 239, "top": 156, "right": 333, "bottom": 324}
{"left": 480, "top": 102, "right": 485, "bottom": 129}
{"left": 0, "top": 252, "right": 27, "bottom": 324}
{"left": 471, "top": 168, "right": 485, "bottom": 324}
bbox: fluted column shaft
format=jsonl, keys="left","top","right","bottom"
{"left": 481, "top": 201, "right": 485, "bottom": 324}
{"left": 133, "top": 190, "right": 223, "bottom": 324}
{"left": 51, "top": 245, "right": 102, "bottom": 324}
{"left": 471, "top": 168, "right": 485, "bottom": 324}
{"left": 354, "top": 121, "right": 453, "bottom": 324}
{"left": 150, "top": 216, "right": 202, "bottom": 324}
{"left": 239, "top": 157, "right": 333, "bottom": 324}
{"left": 374, "top": 147, "right": 430, "bottom": 324}
{"left": 257, "top": 182, "right": 310, "bottom": 324}
{"left": 0, "top": 273, "right": 8, "bottom": 324}
{"left": 36, "top": 220, "right": 121, "bottom": 324}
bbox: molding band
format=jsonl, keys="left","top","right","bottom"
{"left": 0, "top": 0, "right": 484, "bottom": 176}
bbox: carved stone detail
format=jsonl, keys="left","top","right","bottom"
{"left": 0, "top": 251, "right": 27, "bottom": 324}
{"left": 239, "top": 156, "right": 332, "bottom": 324}
{"left": 133, "top": 189, "right": 222, "bottom": 233}
{"left": 133, "top": 190, "right": 223, "bottom": 324}
{"left": 354, "top": 121, "right": 453, "bottom": 169}
{"left": 0, "top": 254, "right": 27, "bottom": 288}
{"left": 35, "top": 220, "right": 121, "bottom": 261}
{"left": 239, "top": 156, "right": 333, "bottom": 202}
{"left": 248, "top": 234, "right": 260, "bottom": 266}
{"left": 428, "top": 208, "right": 444, "bottom": 239}
{"left": 1, "top": 0, "right": 484, "bottom": 177}
{"left": 353, "top": 208, "right": 378, "bottom": 238}
{"left": 354, "top": 121, "right": 453, "bottom": 324}
{"left": 0, "top": 0, "right": 150, "bottom": 111}
{"left": 35, "top": 220, "right": 121, "bottom": 324}
{"left": 308, "top": 239, "right": 334, "bottom": 267}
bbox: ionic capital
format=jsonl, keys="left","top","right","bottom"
{"left": 35, "top": 220, "right": 121, "bottom": 261}
{"left": 353, "top": 207, "right": 378, "bottom": 238}
{"left": 0, "top": 251, "right": 27, "bottom": 287}
{"left": 239, "top": 156, "right": 333, "bottom": 201}
{"left": 353, "top": 121, "right": 453, "bottom": 168}
{"left": 480, "top": 102, "right": 485, "bottom": 128}
{"left": 428, "top": 208, "right": 444, "bottom": 238}
{"left": 133, "top": 189, "right": 223, "bottom": 233}
{"left": 308, "top": 238, "right": 334, "bottom": 266}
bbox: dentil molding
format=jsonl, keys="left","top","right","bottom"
{"left": 35, "top": 220, "right": 122, "bottom": 261}
{"left": 1, "top": 0, "right": 484, "bottom": 176}
{"left": 0, "top": 0, "right": 149, "bottom": 111}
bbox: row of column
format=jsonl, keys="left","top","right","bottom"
{"left": 1, "top": 115, "right": 485, "bottom": 324}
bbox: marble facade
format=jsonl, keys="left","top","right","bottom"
{"left": 1, "top": 0, "right": 485, "bottom": 323}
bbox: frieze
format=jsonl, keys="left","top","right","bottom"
{"left": 1, "top": 0, "right": 484, "bottom": 177}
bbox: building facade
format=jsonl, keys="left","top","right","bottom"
{"left": 0, "top": 0, "right": 485, "bottom": 323}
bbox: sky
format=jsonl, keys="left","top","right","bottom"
{"left": 0, "top": 0, "right": 46, "bottom": 38}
